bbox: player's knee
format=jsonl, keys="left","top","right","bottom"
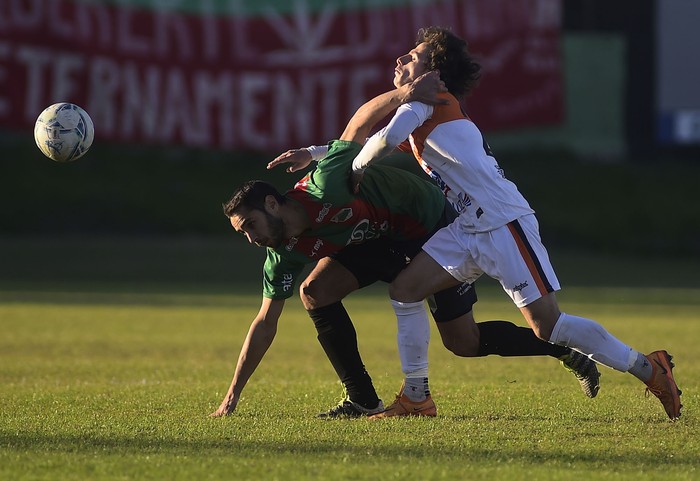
{"left": 521, "top": 294, "right": 559, "bottom": 342}
{"left": 300, "top": 277, "right": 343, "bottom": 310}
{"left": 529, "top": 313, "right": 559, "bottom": 342}
{"left": 524, "top": 313, "right": 555, "bottom": 341}
{"left": 388, "top": 279, "right": 417, "bottom": 303}
{"left": 299, "top": 279, "right": 322, "bottom": 310}
{"left": 530, "top": 322, "right": 554, "bottom": 342}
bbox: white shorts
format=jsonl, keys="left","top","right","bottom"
{"left": 422, "top": 214, "right": 560, "bottom": 308}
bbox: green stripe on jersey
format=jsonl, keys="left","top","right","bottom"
{"left": 75, "top": 0, "right": 423, "bottom": 17}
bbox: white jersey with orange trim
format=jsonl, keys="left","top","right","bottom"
{"left": 352, "top": 92, "right": 534, "bottom": 233}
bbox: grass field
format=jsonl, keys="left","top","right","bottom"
{"left": 1, "top": 238, "right": 698, "bottom": 480}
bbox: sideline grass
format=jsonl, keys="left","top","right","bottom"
{"left": 1, "top": 279, "right": 698, "bottom": 481}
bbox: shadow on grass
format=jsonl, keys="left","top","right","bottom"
{"left": 2, "top": 430, "right": 698, "bottom": 469}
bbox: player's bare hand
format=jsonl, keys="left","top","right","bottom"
{"left": 266, "top": 149, "right": 313, "bottom": 173}
{"left": 402, "top": 71, "right": 448, "bottom": 105}
{"left": 350, "top": 170, "right": 364, "bottom": 194}
{"left": 210, "top": 395, "right": 238, "bottom": 417}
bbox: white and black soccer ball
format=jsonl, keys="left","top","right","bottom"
{"left": 34, "top": 102, "right": 94, "bottom": 162}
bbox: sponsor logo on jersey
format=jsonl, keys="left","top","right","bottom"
{"left": 282, "top": 273, "right": 294, "bottom": 292}
{"left": 349, "top": 219, "right": 370, "bottom": 243}
{"left": 316, "top": 203, "right": 332, "bottom": 223}
{"left": 512, "top": 281, "right": 529, "bottom": 292}
{"left": 285, "top": 236, "right": 298, "bottom": 251}
{"left": 347, "top": 218, "right": 388, "bottom": 244}
{"left": 452, "top": 191, "right": 472, "bottom": 214}
{"left": 421, "top": 162, "right": 452, "bottom": 197}
{"left": 330, "top": 208, "right": 353, "bottom": 223}
{"left": 310, "top": 238, "right": 324, "bottom": 257}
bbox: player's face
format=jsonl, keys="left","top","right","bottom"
{"left": 230, "top": 208, "right": 286, "bottom": 249}
{"left": 393, "top": 42, "right": 431, "bottom": 88}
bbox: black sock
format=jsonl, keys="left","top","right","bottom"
{"left": 308, "top": 302, "right": 380, "bottom": 409}
{"left": 477, "top": 320, "right": 570, "bottom": 358}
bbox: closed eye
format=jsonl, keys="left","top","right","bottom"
{"left": 239, "top": 219, "right": 254, "bottom": 234}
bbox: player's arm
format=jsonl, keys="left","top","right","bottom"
{"left": 353, "top": 108, "right": 424, "bottom": 166}
{"left": 340, "top": 71, "right": 445, "bottom": 144}
{"left": 266, "top": 145, "right": 327, "bottom": 173}
{"left": 268, "top": 71, "right": 445, "bottom": 173}
{"left": 348, "top": 106, "right": 427, "bottom": 192}
{"left": 347, "top": 75, "right": 441, "bottom": 192}
{"left": 210, "top": 297, "right": 285, "bottom": 417}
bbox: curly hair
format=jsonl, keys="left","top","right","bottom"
{"left": 416, "top": 27, "right": 481, "bottom": 99}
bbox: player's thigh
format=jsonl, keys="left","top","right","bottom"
{"left": 389, "top": 250, "right": 462, "bottom": 302}
{"left": 300, "top": 257, "right": 360, "bottom": 309}
{"left": 301, "top": 239, "right": 408, "bottom": 308}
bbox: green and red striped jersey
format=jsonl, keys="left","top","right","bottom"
{"left": 263, "top": 139, "right": 445, "bottom": 299}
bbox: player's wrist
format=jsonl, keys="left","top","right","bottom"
{"left": 303, "top": 144, "right": 327, "bottom": 162}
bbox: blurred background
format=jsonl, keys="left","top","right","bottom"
{"left": 1, "top": 0, "right": 698, "bottom": 288}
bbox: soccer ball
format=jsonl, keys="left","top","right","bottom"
{"left": 34, "top": 102, "right": 94, "bottom": 162}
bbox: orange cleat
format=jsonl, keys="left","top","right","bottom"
{"left": 644, "top": 350, "right": 682, "bottom": 421}
{"left": 368, "top": 384, "right": 437, "bottom": 419}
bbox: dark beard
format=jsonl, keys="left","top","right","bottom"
{"left": 265, "top": 211, "right": 287, "bottom": 249}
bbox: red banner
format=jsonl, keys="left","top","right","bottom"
{"left": 0, "top": 0, "right": 563, "bottom": 151}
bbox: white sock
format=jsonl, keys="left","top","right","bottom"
{"left": 390, "top": 299, "right": 430, "bottom": 380}
{"left": 628, "top": 351, "right": 653, "bottom": 383}
{"left": 550, "top": 312, "right": 638, "bottom": 372}
{"left": 403, "top": 377, "right": 429, "bottom": 402}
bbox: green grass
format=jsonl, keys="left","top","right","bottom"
{"left": 1, "top": 239, "right": 699, "bottom": 480}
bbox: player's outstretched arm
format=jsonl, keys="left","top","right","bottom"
{"left": 210, "top": 297, "right": 285, "bottom": 417}
{"left": 266, "top": 142, "right": 329, "bottom": 173}
{"left": 269, "top": 72, "right": 444, "bottom": 177}
{"left": 266, "top": 149, "right": 313, "bottom": 172}
{"left": 340, "top": 71, "right": 446, "bottom": 144}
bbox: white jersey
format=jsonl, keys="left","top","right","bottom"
{"left": 353, "top": 92, "right": 534, "bottom": 233}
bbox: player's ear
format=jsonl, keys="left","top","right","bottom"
{"left": 263, "top": 195, "right": 279, "bottom": 214}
